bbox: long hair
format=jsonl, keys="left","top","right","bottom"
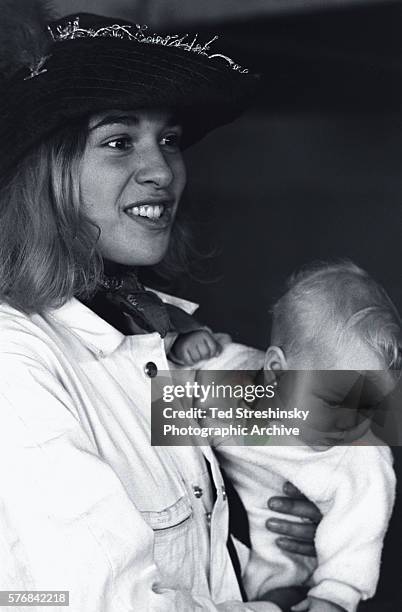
{"left": 0, "top": 118, "right": 192, "bottom": 314}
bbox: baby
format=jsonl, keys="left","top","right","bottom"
{"left": 176, "top": 262, "right": 400, "bottom": 612}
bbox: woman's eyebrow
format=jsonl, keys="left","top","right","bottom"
{"left": 90, "top": 113, "right": 140, "bottom": 131}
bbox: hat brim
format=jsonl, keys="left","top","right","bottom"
{"left": 0, "top": 26, "right": 260, "bottom": 177}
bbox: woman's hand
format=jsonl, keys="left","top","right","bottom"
{"left": 266, "top": 481, "right": 322, "bottom": 557}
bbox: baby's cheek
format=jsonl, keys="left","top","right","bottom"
{"left": 344, "top": 418, "right": 372, "bottom": 443}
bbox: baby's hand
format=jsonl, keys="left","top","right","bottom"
{"left": 292, "top": 596, "right": 346, "bottom": 612}
{"left": 170, "top": 329, "right": 221, "bottom": 365}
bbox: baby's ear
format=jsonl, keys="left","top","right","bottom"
{"left": 264, "top": 346, "right": 288, "bottom": 372}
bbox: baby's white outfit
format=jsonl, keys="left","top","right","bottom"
{"left": 216, "top": 432, "right": 395, "bottom": 612}
{"left": 202, "top": 343, "right": 396, "bottom": 612}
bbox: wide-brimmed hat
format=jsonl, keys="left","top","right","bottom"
{"left": 0, "top": 9, "right": 260, "bottom": 179}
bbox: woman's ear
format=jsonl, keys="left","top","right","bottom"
{"left": 264, "top": 346, "right": 288, "bottom": 372}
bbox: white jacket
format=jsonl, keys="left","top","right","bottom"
{"left": 0, "top": 296, "right": 277, "bottom": 612}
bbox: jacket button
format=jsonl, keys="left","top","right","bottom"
{"left": 193, "top": 485, "right": 203, "bottom": 498}
{"left": 144, "top": 362, "right": 158, "bottom": 378}
{"left": 221, "top": 485, "right": 227, "bottom": 501}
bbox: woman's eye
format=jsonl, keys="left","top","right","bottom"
{"left": 160, "top": 133, "right": 182, "bottom": 150}
{"left": 105, "top": 137, "right": 133, "bottom": 151}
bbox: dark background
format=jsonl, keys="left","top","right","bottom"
{"left": 177, "top": 2, "right": 402, "bottom": 349}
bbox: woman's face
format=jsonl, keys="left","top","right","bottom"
{"left": 80, "top": 108, "right": 186, "bottom": 266}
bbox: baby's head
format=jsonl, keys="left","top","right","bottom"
{"left": 267, "top": 261, "right": 401, "bottom": 371}
{"left": 265, "top": 261, "right": 401, "bottom": 445}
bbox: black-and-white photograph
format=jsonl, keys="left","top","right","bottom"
{"left": 0, "top": 0, "right": 401, "bottom": 610}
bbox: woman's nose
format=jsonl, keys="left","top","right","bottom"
{"left": 134, "top": 144, "right": 173, "bottom": 188}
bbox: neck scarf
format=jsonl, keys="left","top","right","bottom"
{"left": 85, "top": 267, "right": 201, "bottom": 338}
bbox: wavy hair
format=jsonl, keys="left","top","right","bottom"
{"left": 0, "top": 118, "right": 192, "bottom": 313}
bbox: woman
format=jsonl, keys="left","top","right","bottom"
{"left": 0, "top": 8, "right": 320, "bottom": 611}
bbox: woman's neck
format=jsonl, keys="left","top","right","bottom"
{"left": 102, "top": 259, "right": 138, "bottom": 279}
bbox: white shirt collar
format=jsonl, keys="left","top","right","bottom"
{"left": 47, "top": 289, "right": 199, "bottom": 358}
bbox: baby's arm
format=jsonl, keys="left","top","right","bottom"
{"left": 169, "top": 329, "right": 222, "bottom": 365}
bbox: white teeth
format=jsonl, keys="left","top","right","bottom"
{"left": 126, "top": 204, "right": 165, "bottom": 219}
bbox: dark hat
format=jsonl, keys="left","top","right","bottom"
{"left": 0, "top": 10, "right": 260, "bottom": 179}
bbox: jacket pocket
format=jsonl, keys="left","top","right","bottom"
{"left": 141, "top": 496, "right": 196, "bottom": 591}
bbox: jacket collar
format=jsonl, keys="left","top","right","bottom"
{"left": 48, "top": 289, "right": 199, "bottom": 358}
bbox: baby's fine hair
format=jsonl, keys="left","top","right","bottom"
{"left": 271, "top": 261, "right": 401, "bottom": 369}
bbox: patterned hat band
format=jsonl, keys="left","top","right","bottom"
{"left": 0, "top": 12, "right": 261, "bottom": 179}
{"left": 46, "top": 16, "right": 249, "bottom": 73}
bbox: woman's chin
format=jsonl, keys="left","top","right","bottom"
{"left": 99, "top": 233, "right": 171, "bottom": 268}
{"left": 101, "top": 249, "right": 167, "bottom": 268}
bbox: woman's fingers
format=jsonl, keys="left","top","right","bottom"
{"left": 266, "top": 518, "right": 316, "bottom": 542}
{"left": 266, "top": 480, "right": 322, "bottom": 558}
{"left": 268, "top": 496, "right": 323, "bottom": 523}
{"left": 283, "top": 481, "right": 307, "bottom": 499}
{"left": 275, "top": 537, "right": 317, "bottom": 557}
{"left": 267, "top": 517, "right": 317, "bottom": 556}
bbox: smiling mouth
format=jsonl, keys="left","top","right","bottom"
{"left": 124, "top": 200, "right": 174, "bottom": 224}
